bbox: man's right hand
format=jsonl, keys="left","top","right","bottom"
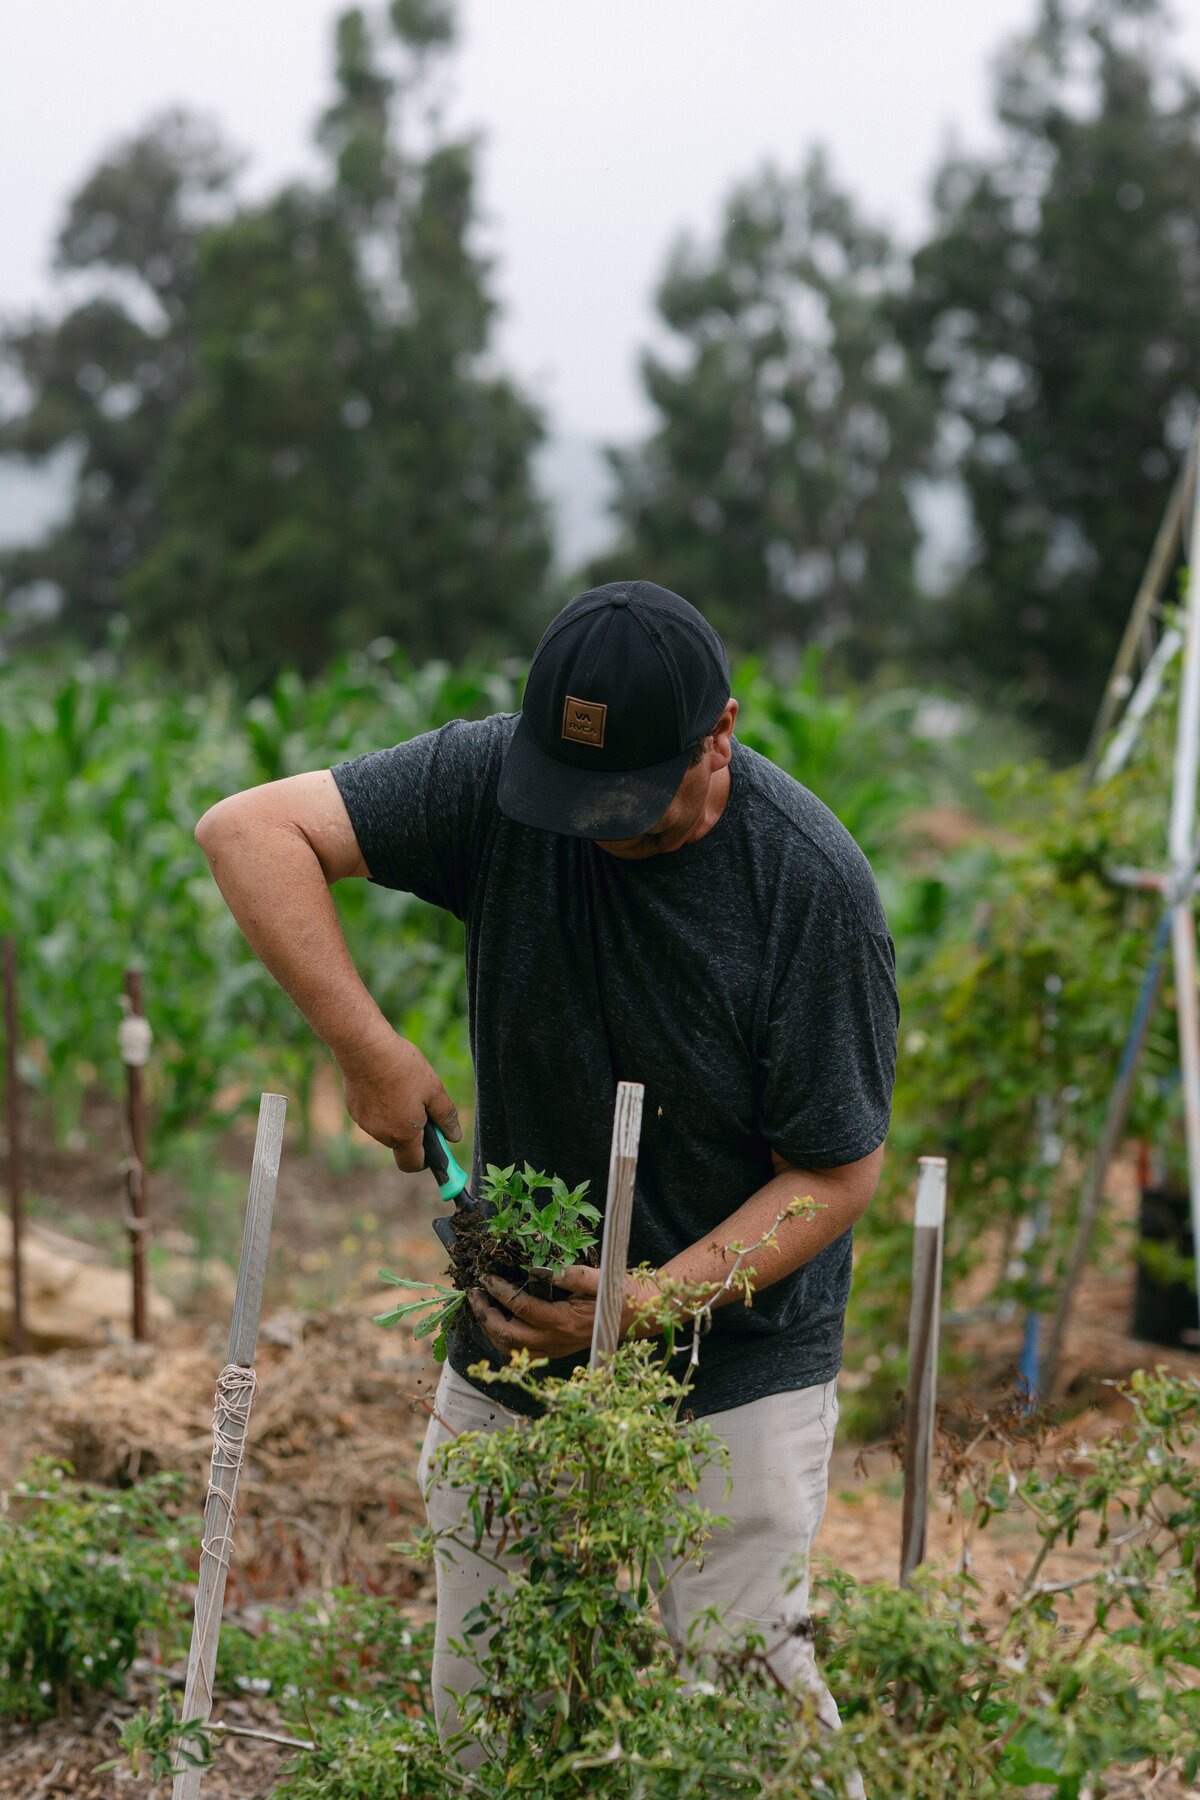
{"left": 339, "top": 1032, "right": 462, "bottom": 1172}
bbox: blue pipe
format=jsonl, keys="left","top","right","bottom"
{"left": 1019, "top": 906, "right": 1175, "bottom": 1408}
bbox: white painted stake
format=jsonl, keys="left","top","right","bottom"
{"left": 1095, "top": 627, "right": 1183, "bottom": 785}
{"left": 900, "top": 1156, "right": 947, "bottom": 1586}
{"left": 173, "top": 1093, "right": 287, "bottom": 1798}
{"left": 1084, "top": 436, "right": 1195, "bottom": 780}
{"left": 590, "top": 1082, "right": 644, "bottom": 1367}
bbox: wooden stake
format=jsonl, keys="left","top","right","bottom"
{"left": 900, "top": 1156, "right": 947, "bottom": 1587}
{"left": 4, "top": 937, "right": 26, "bottom": 1357}
{"left": 1173, "top": 905, "right": 1200, "bottom": 1341}
{"left": 1094, "top": 626, "right": 1183, "bottom": 786}
{"left": 121, "top": 969, "right": 151, "bottom": 1342}
{"left": 173, "top": 1092, "right": 287, "bottom": 1798}
{"left": 590, "top": 1082, "right": 644, "bottom": 1367}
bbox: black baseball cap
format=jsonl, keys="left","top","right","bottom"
{"left": 497, "top": 580, "right": 731, "bottom": 839}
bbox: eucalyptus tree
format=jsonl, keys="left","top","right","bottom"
{"left": 0, "top": 111, "right": 236, "bottom": 643}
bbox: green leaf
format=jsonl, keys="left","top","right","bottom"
{"left": 1000, "top": 1722, "right": 1064, "bottom": 1782}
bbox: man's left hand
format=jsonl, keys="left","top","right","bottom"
{"left": 470, "top": 1265, "right": 665, "bottom": 1358}
{"left": 469, "top": 1263, "right": 602, "bottom": 1360}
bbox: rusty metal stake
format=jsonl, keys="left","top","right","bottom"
{"left": 4, "top": 937, "right": 26, "bottom": 1356}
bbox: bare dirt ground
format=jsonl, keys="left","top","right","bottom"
{"left": 2, "top": 1097, "right": 1199, "bottom": 1796}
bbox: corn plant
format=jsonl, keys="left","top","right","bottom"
{"left": 0, "top": 644, "right": 505, "bottom": 1144}
{"left": 0, "top": 641, "right": 948, "bottom": 1154}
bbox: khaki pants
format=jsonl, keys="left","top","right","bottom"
{"left": 418, "top": 1361, "right": 857, "bottom": 1783}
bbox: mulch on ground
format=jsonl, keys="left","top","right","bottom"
{"left": 0, "top": 1308, "right": 438, "bottom": 1601}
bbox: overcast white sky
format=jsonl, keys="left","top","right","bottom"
{"left": 3, "top": 1, "right": 1200, "bottom": 444}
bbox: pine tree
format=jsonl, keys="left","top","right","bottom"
{"left": 2, "top": 2, "right": 551, "bottom": 680}
{"left": 597, "top": 152, "right": 934, "bottom": 674}
{"left": 902, "top": 0, "right": 1200, "bottom": 748}
{"left": 0, "top": 112, "right": 236, "bottom": 641}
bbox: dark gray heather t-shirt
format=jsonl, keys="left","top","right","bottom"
{"left": 332, "top": 714, "right": 897, "bottom": 1419}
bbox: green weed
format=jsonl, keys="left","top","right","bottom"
{"left": 481, "top": 1162, "right": 598, "bottom": 1273}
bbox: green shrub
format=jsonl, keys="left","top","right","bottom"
{"left": 0, "top": 1462, "right": 193, "bottom": 1720}
{"left": 216, "top": 1590, "right": 434, "bottom": 1722}
{"left": 275, "top": 1709, "right": 446, "bottom": 1799}
{"left": 101, "top": 1349, "right": 1200, "bottom": 1794}
{"left": 850, "top": 733, "right": 1179, "bottom": 1431}
{"left": 821, "top": 1364, "right": 1200, "bottom": 1795}
{"left": 342, "top": 1353, "right": 1200, "bottom": 1797}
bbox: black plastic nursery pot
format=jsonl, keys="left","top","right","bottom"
{"left": 1132, "top": 1187, "right": 1198, "bottom": 1350}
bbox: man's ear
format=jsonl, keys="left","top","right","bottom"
{"left": 711, "top": 698, "right": 738, "bottom": 766}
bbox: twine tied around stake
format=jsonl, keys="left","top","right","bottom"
{"left": 117, "top": 1009, "right": 153, "bottom": 1068}
{"left": 185, "top": 1364, "right": 259, "bottom": 1726}
{"left": 119, "top": 1150, "right": 148, "bottom": 1232}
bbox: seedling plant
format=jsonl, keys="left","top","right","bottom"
{"left": 375, "top": 1161, "right": 599, "bottom": 1360}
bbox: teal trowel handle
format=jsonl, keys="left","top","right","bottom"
{"left": 422, "top": 1120, "right": 469, "bottom": 1203}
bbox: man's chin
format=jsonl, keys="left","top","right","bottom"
{"left": 593, "top": 835, "right": 663, "bottom": 859}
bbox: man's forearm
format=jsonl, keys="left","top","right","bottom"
{"left": 196, "top": 771, "right": 461, "bottom": 1165}
{"left": 196, "top": 799, "right": 388, "bottom": 1068}
{"left": 636, "top": 1148, "right": 883, "bottom": 1329}
{"left": 476, "top": 1149, "right": 886, "bottom": 1362}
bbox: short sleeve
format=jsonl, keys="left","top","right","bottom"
{"left": 760, "top": 880, "right": 899, "bottom": 1171}
{"left": 331, "top": 714, "right": 512, "bottom": 921}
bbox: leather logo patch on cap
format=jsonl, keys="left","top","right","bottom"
{"left": 562, "top": 695, "right": 607, "bottom": 748}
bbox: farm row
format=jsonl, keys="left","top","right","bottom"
{"left": 0, "top": 642, "right": 1182, "bottom": 1411}
{"left": 3, "top": 1354, "right": 1198, "bottom": 1796}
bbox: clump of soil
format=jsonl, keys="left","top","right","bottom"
{"left": 438, "top": 1202, "right": 598, "bottom": 1308}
